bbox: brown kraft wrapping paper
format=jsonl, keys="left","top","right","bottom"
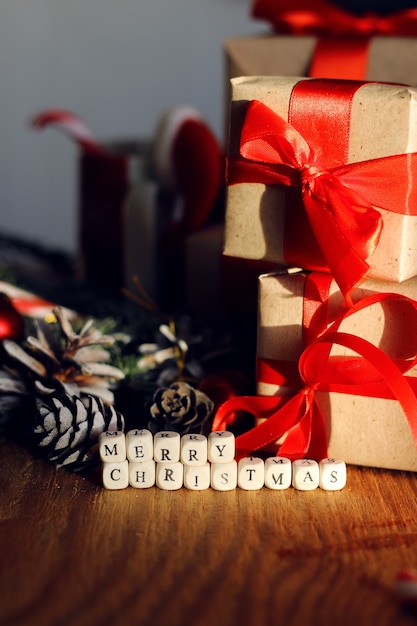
{"left": 224, "top": 76, "right": 417, "bottom": 284}
{"left": 257, "top": 270, "right": 417, "bottom": 471}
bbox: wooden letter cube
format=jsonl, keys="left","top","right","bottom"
{"left": 102, "top": 460, "right": 129, "bottom": 490}
{"left": 129, "top": 460, "right": 156, "bottom": 488}
{"left": 99, "top": 431, "right": 126, "bottom": 463}
{"left": 181, "top": 434, "right": 208, "bottom": 466}
{"left": 154, "top": 431, "right": 180, "bottom": 463}
{"left": 183, "top": 462, "right": 211, "bottom": 490}
{"left": 208, "top": 431, "right": 235, "bottom": 463}
{"left": 292, "top": 459, "right": 319, "bottom": 491}
{"left": 156, "top": 461, "right": 183, "bottom": 490}
{"left": 238, "top": 457, "right": 265, "bottom": 490}
{"left": 319, "top": 458, "right": 347, "bottom": 491}
{"left": 264, "top": 456, "right": 292, "bottom": 490}
{"left": 211, "top": 460, "right": 238, "bottom": 491}
{"left": 126, "top": 429, "right": 153, "bottom": 462}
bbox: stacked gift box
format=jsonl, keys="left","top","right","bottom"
{"left": 218, "top": 0, "right": 417, "bottom": 471}
{"left": 226, "top": 0, "right": 417, "bottom": 85}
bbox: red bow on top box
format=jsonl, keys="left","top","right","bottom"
{"left": 224, "top": 0, "right": 417, "bottom": 87}
{"left": 251, "top": 0, "right": 417, "bottom": 37}
{"left": 225, "top": 77, "right": 417, "bottom": 300}
{"left": 213, "top": 269, "right": 417, "bottom": 471}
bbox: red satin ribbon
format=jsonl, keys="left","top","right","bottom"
{"left": 309, "top": 38, "right": 371, "bottom": 80}
{"left": 227, "top": 96, "right": 417, "bottom": 301}
{"left": 252, "top": 0, "right": 417, "bottom": 36}
{"left": 213, "top": 292, "right": 417, "bottom": 460}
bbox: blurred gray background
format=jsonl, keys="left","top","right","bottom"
{"left": 0, "top": 0, "right": 264, "bottom": 254}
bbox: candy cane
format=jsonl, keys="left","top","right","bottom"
{"left": 31, "top": 109, "right": 104, "bottom": 155}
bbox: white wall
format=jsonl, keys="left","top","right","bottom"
{"left": 0, "top": 0, "right": 265, "bottom": 253}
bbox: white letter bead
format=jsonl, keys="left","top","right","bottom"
{"left": 264, "top": 456, "right": 292, "bottom": 490}
{"left": 211, "top": 460, "right": 238, "bottom": 491}
{"left": 126, "top": 429, "right": 153, "bottom": 462}
{"left": 156, "top": 462, "right": 183, "bottom": 490}
{"left": 184, "top": 462, "right": 211, "bottom": 490}
{"left": 238, "top": 457, "right": 265, "bottom": 490}
{"left": 181, "top": 434, "right": 208, "bottom": 466}
{"left": 208, "top": 431, "right": 235, "bottom": 463}
{"left": 154, "top": 431, "right": 180, "bottom": 463}
{"left": 102, "top": 460, "right": 129, "bottom": 489}
{"left": 319, "top": 458, "right": 347, "bottom": 491}
{"left": 129, "top": 460, "right": 156, "bottom": 488}
{"left": 292, "top": 459, "right": 319, "bottom": 491}
{"left": 99, "top": 431, "right": 126, "bottom": 463}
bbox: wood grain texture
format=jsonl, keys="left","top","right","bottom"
{"left": 2, "top": 438, "right": 417, "bottom": 626}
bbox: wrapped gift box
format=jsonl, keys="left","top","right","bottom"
{"left": 223, "top": 33, "right": 417, "bottom": 133}
{"left": 225, "top": 35, "right": 417, "bottom": 86}
{"left": 256, "top": 270, "right": 417, "bottom": 471}
{"left": 224, "top": 76, "right": 417, "bottom": 288}
{"left": 226, "top": 0, "right": 417, "bottom": 83}
{"left": 80, "top": 142, "right": 184, "bottom": 307}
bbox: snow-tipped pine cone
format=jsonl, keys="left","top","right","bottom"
{"left": 33, "top": 392, "right": 125, "bottom": 471}
{"left": 0, "top": 306, "right": 125, "bottom": 413}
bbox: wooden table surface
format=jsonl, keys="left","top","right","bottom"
{"left": 2, "top": 438, "right": 417, "bottom": 626}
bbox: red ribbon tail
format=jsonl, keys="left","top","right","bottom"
{"left": 278, "top": 394, "right": 328, "bottom": 461}
{"left": 234, "top": 392, "right": 311, "bottom": 460}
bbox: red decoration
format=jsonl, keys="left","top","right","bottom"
{"left": 227, "top": 81, "right": 417, "bottom": 302}
{"left": 251, "top": 0, "right": 417, "bottom": 80}
{"left": 0, "top": 294, "right": 25, "bottom": 342}
{"left": 214, "top": 293, "right": 417, "bottom": 461}
{"left": 31, "top": 109, "right": 103, "bottom": 155}
{"left": 251, "top": 0, "right": 417, "bottom": 36}
{"left": 153, "top": 107, "right": 223, "bottom": 238}
{"left": 395, "top": 569, "right": 417, "bottom": 610}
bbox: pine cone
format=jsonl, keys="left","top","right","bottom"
{"left": 147, "top": 381, "right": 214, "bottom": 436}
{"left": 0, "top": 306, "right": 125, "bottom": 408}
{"left": 33, "top": 392, "right": 125, "bottom": 471}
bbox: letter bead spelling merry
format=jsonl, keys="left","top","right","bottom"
{"left": 208, "top": 431, "right": 235, "bottom": 463}
{"left": 181, "top": 434, "right": 208, "bottom": 466}
{"left": 126, "top": 429, "right": 154, "bottom": 463}
{"left": 99, "top": 431, "right": 126, "bottom": 463}
{"left": 154, "top": 431, "right": 180, "bottom": 463}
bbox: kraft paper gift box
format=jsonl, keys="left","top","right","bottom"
{"left": 256, "top": 270, "right": 417, "bottom": 471}
{"left": 223, "top": 2, "right": 417, "bottom": 131}
{"left": 225, "top": 0, "right": 417, "bottom": 84}
{"left": 224, "top": 76, "right": 417, "bottom": 291}
{"left": 225, "top": 36, "right": 417, "bottom": 86}
{"left": 80, "top": 142, "right": 186, "bottom": 308}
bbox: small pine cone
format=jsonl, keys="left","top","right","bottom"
{"left": 33, "top": 393, "right": 125, "bottom": 471}
{"left": 147, "top": 381, "right": 214, "bottom": 436}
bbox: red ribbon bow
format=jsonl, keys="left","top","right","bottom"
{"left": 228, "top": 99, "right": 417, "bottom": 301}
{"left": 252, "top": 0, "right": 417, "bottom": 36}
{"left": 213, "top": 293, "right": 417, "bottom": 461}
